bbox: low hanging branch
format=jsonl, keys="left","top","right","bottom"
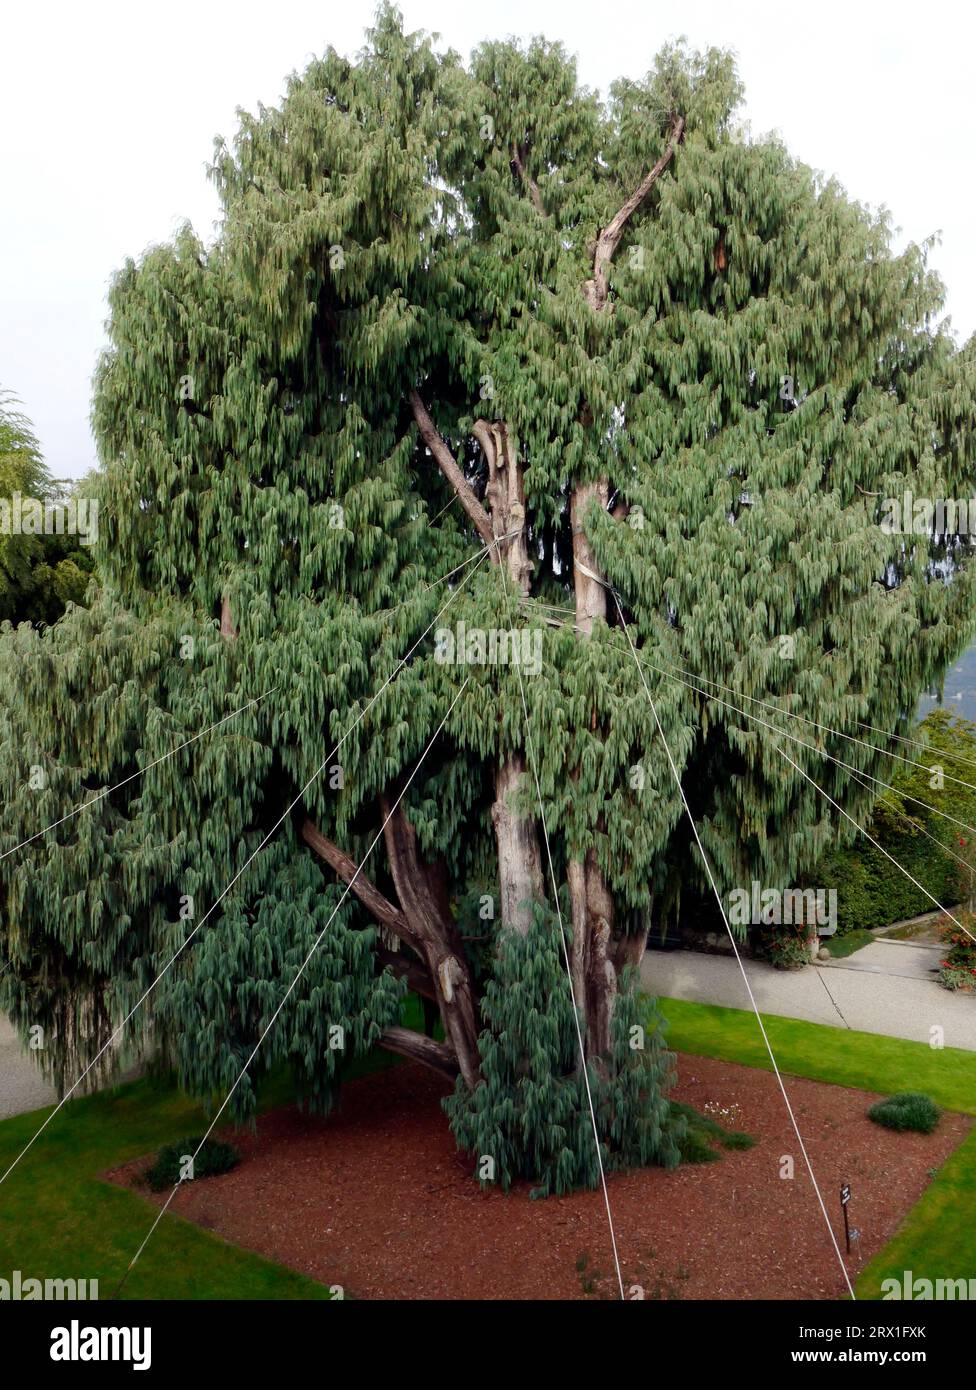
{"left": 377, "top": 1026, "right": 460, "bottom": 1079}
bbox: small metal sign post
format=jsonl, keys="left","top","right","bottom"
{"left": 841, "top": 1183, "right": 852, "bottom": 1253}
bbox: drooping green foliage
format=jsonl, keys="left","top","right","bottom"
{"left": 1, "top": 5, "right": 975, "bottom": 1185}
{"left": 444, "top": 916, "right": 680, "bottom": 1194}
{"left": 0, "top": 392, "right": 94, "bottom": 627}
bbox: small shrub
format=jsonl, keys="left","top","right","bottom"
{"left": 144, "top": 1135, "right": 240, "bottom": 1192}
{"left": 677, "top": 1127, "right": 722, "bottom": 1164}
{"left": 758, "top": 925, "right": 812, "bottom": 970}
{"left": 867, "top": 1093, "right": 940, "bottom": 1135}
{"left": 941, "top": 965, "right": 976, "bottom": 992}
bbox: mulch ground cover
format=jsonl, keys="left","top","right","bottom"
{"left": 106, "top": 1053, "right": 970, "bottom": 1300}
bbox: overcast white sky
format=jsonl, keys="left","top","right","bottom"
{"left": 2, "top": 0, "right": 972, "bottom": 479}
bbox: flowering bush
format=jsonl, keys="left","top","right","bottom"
{"left": 703, "top": 1100, "right": 744, "bottom": 1124}
{"left": 937, "top": 912, "right": 976, "bottom": 993}
{"left": 759, "top": 925, "right": 813, "bottom": 970}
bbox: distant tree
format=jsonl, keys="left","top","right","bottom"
{"left": 0, "top": 391, "right": 95, "bottom": 627}
{"left": 2, "top": 6, "right": 975, "bottom": 1189}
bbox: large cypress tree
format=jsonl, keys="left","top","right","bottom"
{"left": 2, "top": 5, "right": 975, "bottom": 1188}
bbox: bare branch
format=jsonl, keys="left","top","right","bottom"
{"left": 301, "top": 818, "right": 422, "bottom": 951}
{"left": 408, "top": 389, "right": 495, "bottom": 548}
{"left": 586, "top": 116, "right": 685, "bottom": 310}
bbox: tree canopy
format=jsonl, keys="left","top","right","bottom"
{"left": 2, "top": 4, "right": 975, "bottom": 1190}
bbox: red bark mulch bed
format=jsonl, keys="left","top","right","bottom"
{"left": 106, "top": 1054, "right": 969, "bottom": 1300}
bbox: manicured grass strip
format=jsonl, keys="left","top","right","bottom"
{"left": 653, "top": 996, "right": 976, "bottom": 1116}
{"left": 824, "top": 928, "right": 876, "bottom": 959}
{"left": 0, "top": 1074, "right": 331, "bottom": 1299}
{"left": 856, "top": 1127, "right": 976, "bottom": 1298}
{"left": 0, "top": 994, "right": 426, "bottom": 1298}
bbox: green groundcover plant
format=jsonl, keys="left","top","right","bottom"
{"left": 937, "top": 911, "right": 976, "bottom": 991}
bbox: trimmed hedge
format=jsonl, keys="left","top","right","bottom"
{"left": 811, "top": 831, "right": 962, "bottom": 935}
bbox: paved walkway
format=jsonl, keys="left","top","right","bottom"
{"left": 641, "top": 938, "right": 976, "bottom": 1052}
{"left": 4, "top": 938, "right": 972, "bottom": 1120}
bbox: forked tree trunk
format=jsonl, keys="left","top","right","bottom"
{"left": 302, "top": 814, "right": 481, "bottom": 1089}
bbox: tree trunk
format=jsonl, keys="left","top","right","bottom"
{"left": 571, "top": 480, "right": 610, "bottom": 637}
{"left": 564, "top": 122, "right": 683, "bottom": 1055}
{"left": 568, "top": 851, "right": 617, "bottom": 1062}
{"left": 380, "top": 798, "right": 483, "bottom": 1090}
{"left": 220, "top": 594, "right": 236, "bottom": 638}
{"left": 492, "top": 752, "right": 544, "bottom": 934}
{"left": 569, "top": 479, "right": 621, "bottom": 1059}
{"left": 473, "top": 418, "right": 545, "bottom": 935}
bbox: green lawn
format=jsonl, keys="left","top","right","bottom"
{"left": 0, "top": 1072, "right": 332, "bottom": 1299}
{"left": 653, "top": 995, "right": 976, "bottom": 1297}
{"left": 657, "top": 996, "right": 976, "bottom": 1115}
{"left": 824, "top": 928, "right": 876, "bottom": 959}
{"left": 0, "top": 995, "right": 426, "bottom": 1299}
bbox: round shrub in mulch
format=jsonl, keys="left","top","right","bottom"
{"left": 144, "top": 1135, "right": 241, "bottom": 1192}
{"left": 868, "top": 1093, "right": 940, "bottom": 1135}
